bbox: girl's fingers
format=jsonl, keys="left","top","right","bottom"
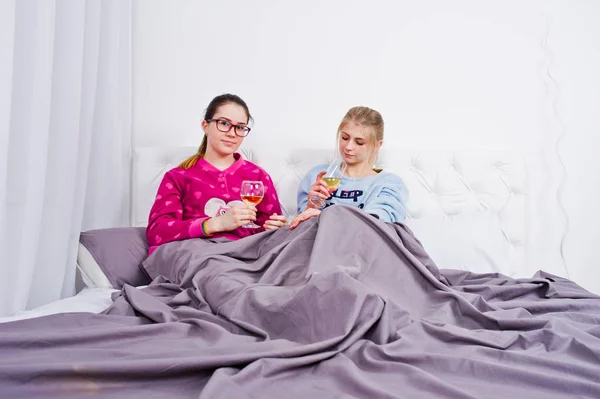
{"left": 238, "top": 215, "right": 255, "bottom": 224}
{"left": 310, "top": 189, "right": 329, "bottom": 199}
{"left": 290, "top": 208, "right": 319, "bottom": 229}
{"left": 267, "top": 214, "right": 287, "bottom": 226}
{"left": 311, "top": 181, "right": 330, "bottom": 197}
{"left": 289, "top": 218, "right": 300, "bottom": 229}
{"left": 244, "top": 212, "right": 256, "bottom": 221}
{"left": 264, "top": 221, "right": 284, "bottom": 230}
{"left": 243, "top": 209, "right": 257, "bottom": 218}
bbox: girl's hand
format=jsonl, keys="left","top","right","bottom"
{"left": 307, "top": 171, "right": 330, "bottom": 209}
{"left": 206, "top": 204, "right": 257, "bottom": 233}
{"left": 263, "top": 213, "right": 288, "bottom": 231}
{"left": 289, "top": 208, "right": 321, "bottom": 230}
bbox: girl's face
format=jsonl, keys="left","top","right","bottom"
{"left": 202, "top": 102, "right": 249, "bottom": 157}
{"left": 338, "top": 121, "right": 381, "bottom": 167}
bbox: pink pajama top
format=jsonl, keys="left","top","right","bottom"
{"left": 146, "top": 153, "right": 282, "bottom": 254}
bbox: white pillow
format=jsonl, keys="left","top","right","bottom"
{"left": 76, "top": 242, "right": 114, "bottom": 289}
{"left": 405, "top": 212, "right": 513, "bottom": 277}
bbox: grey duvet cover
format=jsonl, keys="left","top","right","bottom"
{"left": 1, "top": 206, "right": 599, "bottom": 398}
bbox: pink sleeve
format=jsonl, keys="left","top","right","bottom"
{"left": 256, "top": 172, "right": 283, "bottom": 229}
{"left": 146, "top": 172, "right": 210, "bottom": 248}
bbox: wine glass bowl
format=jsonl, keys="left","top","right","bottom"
{"left": 309, "top": 161, "right": 346, "bottom": 209}
{"left": 240, "top": 180, "right": 264, "bottom": 228}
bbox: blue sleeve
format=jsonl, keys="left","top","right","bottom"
{"left": 362, "top": 174, "right": 409, "bottom": 223}
{"left": 296, "top": 165, "right": 326, "bottom": 214}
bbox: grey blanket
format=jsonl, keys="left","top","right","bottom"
{"left": 1, "top": 206, "right": 599, "bottom": 398}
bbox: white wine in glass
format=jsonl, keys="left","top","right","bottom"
{"left": 240, "top": 180, "right": 264, "bottom": 228}
{"left": 310, "top": 161, "right": 346, "bottom": 208}
{"left": 322, "top": 177, "right": 342, "bottom": 190}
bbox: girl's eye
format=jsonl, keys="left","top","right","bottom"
{"left": 341, "top": 136, "right": 349, "bottom": 141}
{"left": 356, "top": 142, "right": 365, "bottom": 146}
{"left": 218, "top": 120, "right": 230, "bottom": 128}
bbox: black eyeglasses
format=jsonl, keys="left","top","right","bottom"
{"left": 206, "top": 119, "right": 251, "bottom": 137}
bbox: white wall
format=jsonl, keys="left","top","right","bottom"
{"left": 132, "top": 0, "right": 600, "bottom": 293}
{"left": 549, "top": 3, "right": 600, "bottom": 292}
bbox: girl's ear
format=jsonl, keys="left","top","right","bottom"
{"left": 201, "top": 119, "right": 209, "bottom": 135}
{"left": 376, "top": 140, "right": 383, "bottom": 150}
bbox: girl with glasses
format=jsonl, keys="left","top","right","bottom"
{"left": 291, "top": 106, "right": 408, "bottom": 229}
{"left": 146, "top": 94, "right": 287, "bottom": 255}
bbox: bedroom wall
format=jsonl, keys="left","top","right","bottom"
{"left": 130, "top": 0, "right": 600, "bottom": 294}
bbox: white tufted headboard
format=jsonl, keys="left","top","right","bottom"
{"left": 132, "top": 146, "right": 527, "bottom": 270}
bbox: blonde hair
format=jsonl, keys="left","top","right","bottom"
{"left": 180, "top": 136, "right": 208, "bottom": 169}
{"left": 337, "top": 106, "right": 384, "bottom": 166}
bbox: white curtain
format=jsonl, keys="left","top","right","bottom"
{"left": 0, "top": 0, "right": 131, "bottom": 317}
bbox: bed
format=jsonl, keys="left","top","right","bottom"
{"left": 1, "top": 146, "right": 598, "bottom": 398}
{"left": 2, "top": 146, "right": 526, "bottom": 320}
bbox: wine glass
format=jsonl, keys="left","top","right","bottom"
{"left": 309, "top": 160, "right": 346, "bottom": 208}
{"left": 240, "top": 180, "right": 264, "bottom": 228}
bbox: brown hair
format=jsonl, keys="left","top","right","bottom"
{"left": 179, "top": 94, "right": 252, "bottom": 169}
{"left": 337, "top": 106, "right": 384, "bottom": 165}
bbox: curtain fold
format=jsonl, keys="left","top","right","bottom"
{"left": 0, "top": 0, "right": 131, "bottom": 317}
